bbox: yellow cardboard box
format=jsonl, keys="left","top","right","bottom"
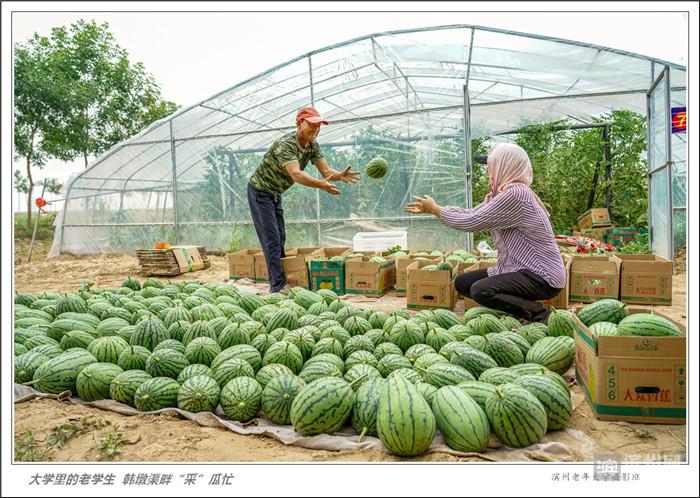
{"left": 577, "top": 208, "right": 612, "bottom": 230}
{"left": 569, "top": 254, "right": 622, "bottom": 303}
{"left": 345, "top": 256, "right": 396, "bottom": 296}
{"left": 618, "top": 254, "right": 673, "bottom": 306}
{"left": 228, "top": 249, "right": 258, "bottom": 280}
{"left": 407, "top": 260, "right": 457, "bottom": 310}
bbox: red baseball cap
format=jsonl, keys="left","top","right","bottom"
{"left": 296, "top": 107, "right": 328, "bottom": 125}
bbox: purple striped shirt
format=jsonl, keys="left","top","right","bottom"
{"left": 439, "top": 184, "right": 566, "bottom": 289}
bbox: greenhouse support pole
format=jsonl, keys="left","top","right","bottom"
{"left": 663, "top": 66, "right": 674, "bottom": 260}
{"left": 603, "top": 124, "right": 612, "bottom": 217}
{"left": 463, "top": 83, "right": 473, "bottom": 251}
{"left": 169, "top": 120, "right": 181, "bottom": 244}
{"left": 309, "top": 55, "right": 321, "bottom": 246}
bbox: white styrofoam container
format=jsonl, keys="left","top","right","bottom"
{"left": 352, "top": 231, "right": 408, "bottom": 252}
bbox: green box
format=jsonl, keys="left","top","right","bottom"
{"left": 605, "top": 227, "right": 641, "bottom": 248}
{"left": 309, "top": 259, "right": 345, "bottom": 294}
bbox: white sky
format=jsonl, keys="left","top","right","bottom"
{"left": 7, "top": 3, "right": 692, "bottom": 189}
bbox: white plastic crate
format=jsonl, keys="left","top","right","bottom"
{"left": 352, "top": 231, "right": 408, "bottom": 252}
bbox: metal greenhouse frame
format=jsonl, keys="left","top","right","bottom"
{"left": 49, "top": 24, "right": 687, "bottom": 259}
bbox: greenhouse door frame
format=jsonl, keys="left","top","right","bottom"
{"left": 646, "top": 66, "right": 674, "bottom": 261}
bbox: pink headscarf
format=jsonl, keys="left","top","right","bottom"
{"left": 484, "top": 143, "right": 549, "bottom": 215}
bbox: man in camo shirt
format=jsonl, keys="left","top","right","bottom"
{"left": 248, "top": 106, "right": 360, "bottom": 295}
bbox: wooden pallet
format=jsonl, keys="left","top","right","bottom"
{"left": 135, "top": 246, "right": 211, "bottom": 276}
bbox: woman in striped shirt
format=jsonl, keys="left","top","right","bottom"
{"left": 404, "top": 143, "right": 565, "bottom": 323}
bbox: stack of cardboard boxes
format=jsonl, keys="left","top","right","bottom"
{"left": 573, "top": 208, "right": 642, "bottom": 248}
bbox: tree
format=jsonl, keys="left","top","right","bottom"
{"left": 39, "top": 20, "right": 178, "bottom": 167}
{"left": 14, "top": 19, "right": 178, "bottom": 230}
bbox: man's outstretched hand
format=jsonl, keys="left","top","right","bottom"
{"left": 320, "top": 180, "right": 341, "bottom": 195}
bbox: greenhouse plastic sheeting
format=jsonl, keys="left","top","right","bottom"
{"left": 14, "top": 384, "right": 597, "bottom": 462}
{"left": 49, "top": 24, "right": 686, "bottom": 256}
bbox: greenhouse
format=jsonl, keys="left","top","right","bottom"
{"left": 49, "top": 24, "right": 686, "bottom": 260}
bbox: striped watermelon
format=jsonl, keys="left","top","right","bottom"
{"left": 255, "top": 363, "right": 294, "bottom": 389}
{"left": 290, "top": 377, "right": 355, "bottom": 436}
{"left": 345, "top": 350, "right": 379, "bottom": 370}
{"left": 377, "top": 353, "right": 413, "bottom": 377}
{"left": 299, "top": 361, "right": 344, "bottom": 383}
{"left": 440, "top": 341, "right": 472, "bottom": 359}
{"left": 448, "top": 324, "right": 474, "bottom": 341}
{"left": 190, "top": 303, "right": 224, "bottom": 322}
{"left": 262, "top": 341, "right": 304, "bottom": 374}
{"left": 311, "top": 337, "right": 344, "bottom": 358}
{"left": 449, "top": 347, "right": 498, "bottom": 379}
{"left": 344, "top": 364, "right": 382, "bottom": 389}
{"left": 178, "top": 364, "right": 214, "bottom": 384}
{"left": 425, "top": 329, "right": 456, "bottom": 352}
{"left": 177, "top": 375, "right": 221, "bottom": 412}
{"left": 387, "top": 367, "right": 422, "bottom": 384}
{"left": 498, "top": 331, "right": 531, "bottom": 357}
{"left": 117, "top": 345, "right": 151, "bottom": 371}
{"left": 469, "top": 314, "right": 507, "bottom": 335}
{"left": 59, "top": 330, "right": 95, "bottom": 351}
{"left": 485, "top": 383, "right": 548, "bottom": 448}
{"left": 167, "top": 321, "right": 190, "bottom": 342}
{"left": 184, "top": 337, "right": 221, "bottom": 366}
{"left": 24, "top": 335, "right": 60, "bottom": 351}
{"left": 217, "top": 323, "right": 250, "bottom": 349}
{"left": 413, "top": 352, "right": 450, "bottom": 372}
{"left": 343, "top": 335, "right": 375, "bottom": 359}
{"left": 351, "top": 377, "right": 387, "bottom": 440}
{"left": 76, "top": 363, "right": 124, "bottom": 401}
{"left": 479, "top": 367, "right": 519, "bottom": 385}
{"left": 464, "top": 306, "right": 502, "bottom": 321}
{"left": 414, "top": 381, "right": 438, "bottom": 405}
{"left": 31, "top": 343, "right": 64, "bottom": 360}
{"left": 589, "top": 321, "right": 619, "bottom": 337}
{"left": 320, "top": 326, "right": 351, "bottom": 345}
{"left": 14, "top": 352, "right": 50, "bottom": 383}
{"left": 211, "top": 344, "right": 262, "bottom": 372}
{"left": 182, "top": 320, "right": 217, "bottom": 346}
{"left": 364, "top": 329, "right": 389, "bottom": 346}
{"left": 303, "top": 352, "right": 345, "bottom": 374}
{"left": 220, "top": 376, "right": 263, "bottom": 422}
{"left": 405, "top": 344, "right": 437, "bottom": 365}
{"left": 134, "top": 377, "right": 180, "bottom": 411}
{"left": 432, "top": 309, "right": 462, "bottom": 329}
{"left": 516, "top": 323, "right": 548, "bottom": 346}
{"left": 261, "top": 374, "right": 306, "bottom": 425}
{"left": 547, "top": 310, "right": 576, "bottom": 337}
{"left": 110, "top": 369, "right": 152, "bottom": 406}
{"left": 577, "top": 299, "right": 628, "bottom": 326}
{"left": 283, "top": 329, "right": 316, "bottom": 361}
{"left": 130, "top": 317, "right": 169, "bottom": 351}
{"left": 500, "top": 316, "right": 522, "bottom": 331}
{"left": 154, "top": 339, "right": 186, "bottom": 354}
{"left": 616, "top": 314, "right": 682, "bottom": 337}
{"left": 463, "top": 335, "right": 487, "bottom": 351}
{"left": 88, "top": 336, "right": 130, "bottom": 364}
{"left": 343, "top": 316, "right": 373, "bottom": 337}
{"left": 97, "top": 317, "right": 131, "bottom": 337}
{"left": 389, "top": 321, "right": 425, "bottom": 352}
{"left": 55, "top": 294, "right": 88, "bottom": 315}
{"left": 213, "top": 358, "right": 255, "bottom": 387}
{"left": 509, "top": 362, "right": 548, "bottom": 376}
{"left": 15, "top": 342, "right": 29, "bottom": 357}
{"left": 28, "top": 350, "right": 97, "bottom": 394}
{"left": 266, "top": 308, "right": 299, "bottom": 333}
{"left": 456, "top": 380, "right": 498, "bottom": 410}
{"left": 373, "top": 342, "right": 403, "bottom": 360}
{"left": 422, "top": 363, "right": 475, "bottom": 388}
{"left": 250, "top": 333, "right": 277, "bottom": 357}
{"left": 483, "top": 334, "right": 524, "bottom": 367}
{"left": 376, "top": 377, "right": 436, "bottom": 456}
{"left": 525, "top": 337, "right": 574, "bottom": 374}
{"left": 432, "top": 386, "right": 490, "bottom": 452}
{"left": 513, "top": 375, "right": 572, "bottom": 431}
{"left": 145, "top": 349, "right": 189, "bottom": 379}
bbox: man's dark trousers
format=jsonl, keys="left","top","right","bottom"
{"left": 247, "top": 183, "right": 287, "bottom": 292}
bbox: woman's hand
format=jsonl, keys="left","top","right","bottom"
{"left": 404, "top": 195, "right": 441, "bottom": 216}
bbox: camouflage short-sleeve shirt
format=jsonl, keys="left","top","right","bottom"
{"left": 249, "top": 131, "right": 324, "bottom": 195}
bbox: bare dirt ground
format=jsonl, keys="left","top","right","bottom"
{"left": 12, "top": 241, "right": 688, "bottom": 462}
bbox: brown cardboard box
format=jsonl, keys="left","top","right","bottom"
{"left": 307, "top": 247, "right": 352, "bottom": 294}
{"left": 569, "top": 254, "right": 622, "bottom": 303}
{"left": 537, "top": 255, "right": 573, "bottom": 309}
{"left": 407, "top": 260, "right": 457, "bottom": 310}
{"left": 228, "top": 249, "right": 258, "bottom": 279}
{"left": 577, "top": 208, "right": 612, "bottom": 230}
{"left": 574, "top": 308, "right": 686, "bottom": 424}
{"left": 171, "top": 246, "right": 205, "bottom": 273}
{"left": 280, "top": 247, "right": 319, "bottom": 289}
{"left": 582, "top": 227, "right": 610, "bottom": 242}
{"left": 462, "top": 260, "right": 497, "bottom": 310}
{"left": 345, "top": 256, "right": 396, "bottom": 296}
{"left": 618, "top": 254, "right": 673, "bottom": 305}
{"left": 254, "top": 252, "right": 269, "bottom": 282}
{"left": 394, "top": 255, "right": 441, "bottom": 297}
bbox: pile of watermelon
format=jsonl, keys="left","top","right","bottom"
{"left": 15, "top": 279, "right": 586, "bottom": 455}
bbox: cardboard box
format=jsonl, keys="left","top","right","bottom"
{"left": 254, "top": 252, "right": 269, "bottom": 282}
{"left": 307, "top": 247, "right": 352, "bottom": 294}
{"left": 394, "top": 255, "right": 441, "bottom": 297}
{"left": 171, "top": 246, "right": 205, "bottom": 273}
{"left": 605, "top": 227, "right": 641, "bottom": 249}
{"left": 537, "top": 255, "right": 573, "bottom": 309}
{"left": 345, "top": 256, "right": 396, "bottom": 296}
{"left": 280, "top": 247, "right": 319, "bottom": 289}
{"left": 569, "top": 254, "right": 621, "bottom": 303}
{"left": 576, "top": 208, "right": 612, "bottom": 230}
{"left": 407, "top": 260, "right": 457, "bottom": 310}
{"left": 462, "top": 260, "right": 497, "bottom": 310}
{"left": 618, "top": 254, "right": 673, "bottom": 305}
{"left": 228, "top": 249, "right": 258, "bottom": 280}
{"left": 582, "top": 227, "right": 610, "bottom": 242}
{"left": 574, "top": 308, "right": 686, "bottom": 424}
